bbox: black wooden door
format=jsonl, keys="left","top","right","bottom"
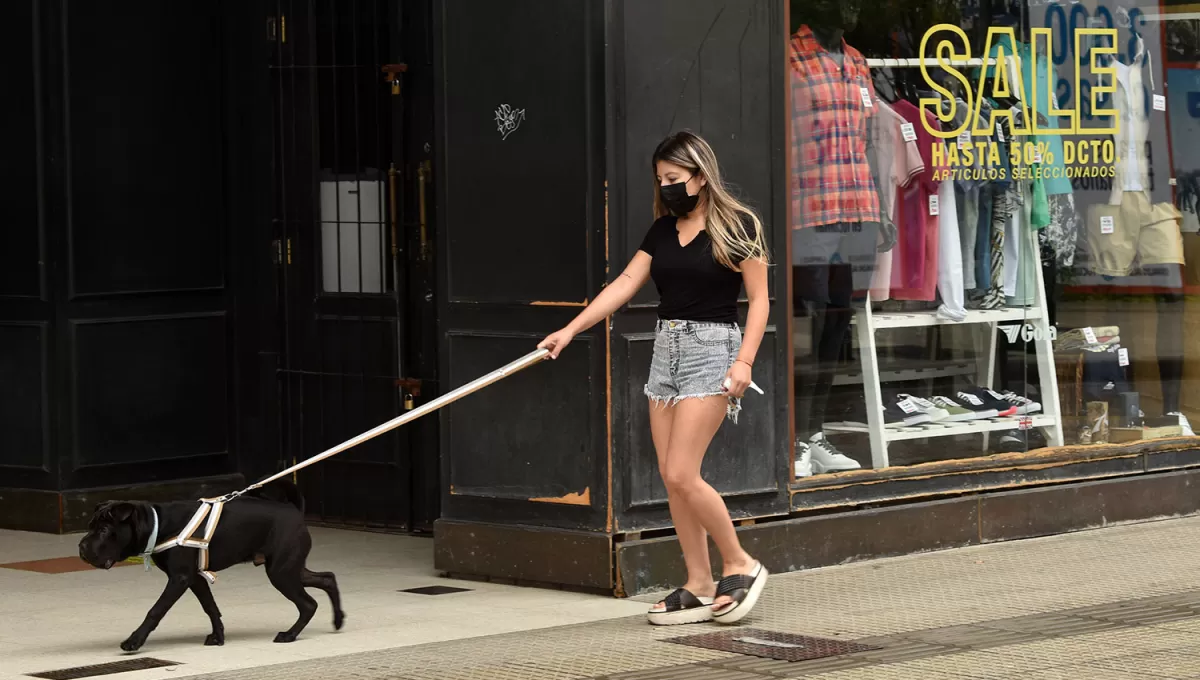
{"left": 270, "top": 0, "right": 420, "bottom": 529}
{"left": 45, "top": 1, "right": 249, "bottom": 491}
{"left": 433, "top": 0, "right": 610, "bottom": 532}
{"left": 609, "top": 0, "right": 791, "bottom": 532}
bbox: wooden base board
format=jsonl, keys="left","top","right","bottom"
{"left": 616, "top": 467, "right": 1200, "bottom": 596}
{"left": 0, "top": 474, "right": 245, "bottom": 533}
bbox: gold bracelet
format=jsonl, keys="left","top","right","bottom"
{"left": 735, "top": 359, "right": 753, "bottom": 368}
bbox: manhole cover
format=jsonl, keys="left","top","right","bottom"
{"left": 28, "top": 658, "right": 180, "bottom": 679}
{"left": 400, "top": 585, "right": 472, "bottom": 595}
{"left": 667, "top": 628, "right": 878, "bottom": 662}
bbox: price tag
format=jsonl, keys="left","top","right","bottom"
{"left": 1100, "top": 216, "right": 1115, "bottom": 235}
{"left": 997, "top": 126, "right": 1006, "bottom": 143}
{"left": 1032, "top": 147, "right": 1043, "bottom": 164}
{"left": 1018, "top": 416, "right": 1034, "bottom": 431}
{"left": 1118, "top": 348, "right": 1130, "bottom": 367}
{"left": 1153, "top": 95, "right": 1166, "bottom": 111}
{"left": 958, "top": 130, "right": 971, "bottom": 149}
{"left": 898, "top": 398, "right": 918, "bottom": 414}
{"left": 900, "top": 122, "right": 917, "bottom": 142}
{"left": 860, "top": 87, "right": 873, "bottom": 108}
{"left": 929, "top": 195, "right": 940, "bottom": 216}
{"left": 1083, "top": 327, "right": 1099, "bottom": 345}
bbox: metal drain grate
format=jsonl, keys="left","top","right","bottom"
{"left": 28, "top": 658, "right": 180, "bottom": 679}
{"left": 400, "top": 585, "right": 472, "bottom": 595}
{"left": 667, "top": 628, "right": 878, "bottom": 662}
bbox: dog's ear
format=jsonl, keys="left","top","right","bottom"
{"left": 93, "top": 501, "right": 134, "bottom": 523}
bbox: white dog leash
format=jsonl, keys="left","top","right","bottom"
{"left": 148, "top": 349, "right": 765, "bottom": 583}
{"left": 145, "top": 349, "right": 554, "bottom": 582}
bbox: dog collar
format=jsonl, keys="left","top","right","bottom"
{"left": 141, "top": 507, "right": 160, "bottom": 571}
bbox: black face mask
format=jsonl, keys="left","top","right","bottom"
{"left": 659, "top": 177, "right": 700, "bottom": 216}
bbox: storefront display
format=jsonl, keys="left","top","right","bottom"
{"left": 789, "top": 0, "right": 1197, "bottom": 478}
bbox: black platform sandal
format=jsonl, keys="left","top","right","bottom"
{"left": 647, "top": 588, "right": 715, "bottom": 626}
{"left": 712, "top": 562, "right": 768, "bottom": 624}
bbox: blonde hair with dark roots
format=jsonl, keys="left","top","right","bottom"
{"left": 652, "top": 131, "right": 770, "bottom": 271}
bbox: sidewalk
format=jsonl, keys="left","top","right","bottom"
{"left": 6, "top": 516, "right": 1200, "bottom": 680}
{"left": 0, "top": 527, "right": 644, "bottom": 680}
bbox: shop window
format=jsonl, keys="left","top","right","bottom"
{"left": 786, "top": 0, "right": 1200, "bottom": 480}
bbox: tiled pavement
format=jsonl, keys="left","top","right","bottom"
{"left": 8, "top": 516, "right": 1200, "bottom": 679}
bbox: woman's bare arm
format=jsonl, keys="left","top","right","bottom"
{"left": 561, "top": 252, "right": 652, "bottom": 335}
{"left": 538, "top": 252, "right": 652, "bottom": 357}
{"left": 736, "top": 258, "right": 770, "bottom": 366}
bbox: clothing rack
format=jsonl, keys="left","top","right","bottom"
{"left": 864, "top": 57, "right": 998, "bottom": 68}
{"left": 819, "top": 53, "right": 1063, "bottom": 469}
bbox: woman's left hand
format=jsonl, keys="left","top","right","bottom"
{"left": 723, "top": 360, "right": 752, "bottom": 398}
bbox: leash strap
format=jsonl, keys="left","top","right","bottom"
{"left": 147, "top": 349, "right": 551, "bottom": 584}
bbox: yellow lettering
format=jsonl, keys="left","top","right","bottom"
{"left": 932, "top": 141, "right": 946, "bottom": 169}
{"left": 974, "top": 28, "right": 1030, "bottom": 138}
{"left": 986, "top": 141, "right": 1000, "bottom": 166}
{"left": 1079, "top": 29, "right": 1118, "bottom": 135}
{"left": 1102, "top": 139, "right": 1114, "bottom": 164}
{"left": 920, "top": 25, "right": 972, "bottom": 138}
{"left": 945, "top": 141, "right": 961, "bottom": 166}
{"left": 1031, "top": 28, "right": 1078, "bottom": 134}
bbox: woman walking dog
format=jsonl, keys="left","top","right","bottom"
{"left": 539, "top": 131, "right": 771, "bottom": 625}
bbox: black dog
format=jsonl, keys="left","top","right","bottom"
{"left": 78, "top": 480, "right": 344, "bottom": 651}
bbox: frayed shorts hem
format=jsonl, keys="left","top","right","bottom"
{"left": 643, "top": 387, "right": 742, "bottom": 424}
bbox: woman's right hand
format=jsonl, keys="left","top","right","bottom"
{"left": 537, "top": 329, "right": 576, "bottom": 360}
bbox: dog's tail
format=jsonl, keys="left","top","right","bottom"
{"left": 245, "top": 478, "right": 306, "bottom": 514}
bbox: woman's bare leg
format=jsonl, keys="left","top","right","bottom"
{"left": 648, "top": 400, "right": 715, "bottom": 607}
{"left": 660, "top": 396, "right": 755, "bottom": 609}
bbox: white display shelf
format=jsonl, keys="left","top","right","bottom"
{"left": 861, "top": 306, "right": 1043, "bottom": 329}
{"left": 832, "top": 362, "right": 977, "bottom": 386}
{"left": 825, "top": 414, "right": 1057, "bottom": 441}
{"left": 826, "top": 226, "right": 1064, "bottom": 470}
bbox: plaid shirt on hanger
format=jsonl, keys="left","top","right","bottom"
{"left": 789, "top": 25, "right": 880, "bottom": 229}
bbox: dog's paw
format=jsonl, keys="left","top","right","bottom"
{"left": 273, "top": 632, "right": 297, "bottom": 644}
{"left": 120, "top": 635, "right": 145, "bottom": 652}
{"left": 204, "top": 632, "right": 225, "bottom": 646}
{"left": 333, "top": 610, "right": 345, "bottom": 631}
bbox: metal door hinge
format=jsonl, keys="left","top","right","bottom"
{"left": 271, "top": 239, "right": 291, "bottom": 265}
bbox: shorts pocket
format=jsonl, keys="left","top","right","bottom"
{"left": 689, "top": 326, "right": 732, "bottom": 347}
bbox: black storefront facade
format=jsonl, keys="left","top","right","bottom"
{"left": 5, "top": 0, "right": 1200, "bottom": 597}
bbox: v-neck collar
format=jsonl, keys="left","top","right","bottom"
{"left": 674, "top": 218, "right": 706, "bottom": 248}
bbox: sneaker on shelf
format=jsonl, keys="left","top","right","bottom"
{"left": 1168, "top": 412, "right": 1196, "bottom": 437}
{"left": 883, "top": 396, "right": 934, "bottom": 428}
{"left": 929, "top": 395, "right": 987, "bottom": 422}
{"left": 957, "top": 387, "right": 1017, "bottom": 418}
{"left": 896, "top": 394, "right": 951, "bottom": 423}
{"left": 794, "top": 441, "right": 813, "bottom": 478}
{"left": 809, "top": 433, "right": 862, "bottom": 473}
{"left": 1000, "top": 391, "right": 1042, "bottom": 415}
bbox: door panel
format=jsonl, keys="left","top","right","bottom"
{"left": 608, "top": 0, "right": 790, "bottom": 531}
{"left": 271, "top": 0, "right": 416, "bottom": 529}
{"left": 434, "top": 0, "right": 609, "bottom": 531}
{"left": 56, "top": 1, "right": 237, "bottom": 490}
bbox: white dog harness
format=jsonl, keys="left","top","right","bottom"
{"left": 140, "top": 497, "right": 229, "bottom": 585}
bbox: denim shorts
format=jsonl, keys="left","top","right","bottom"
{"left": 643, "top": 319, "right": 743, "bottom": 423}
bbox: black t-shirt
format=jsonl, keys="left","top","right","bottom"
{"left": 637, "top": 215, "right": 752, "bottom": 324}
